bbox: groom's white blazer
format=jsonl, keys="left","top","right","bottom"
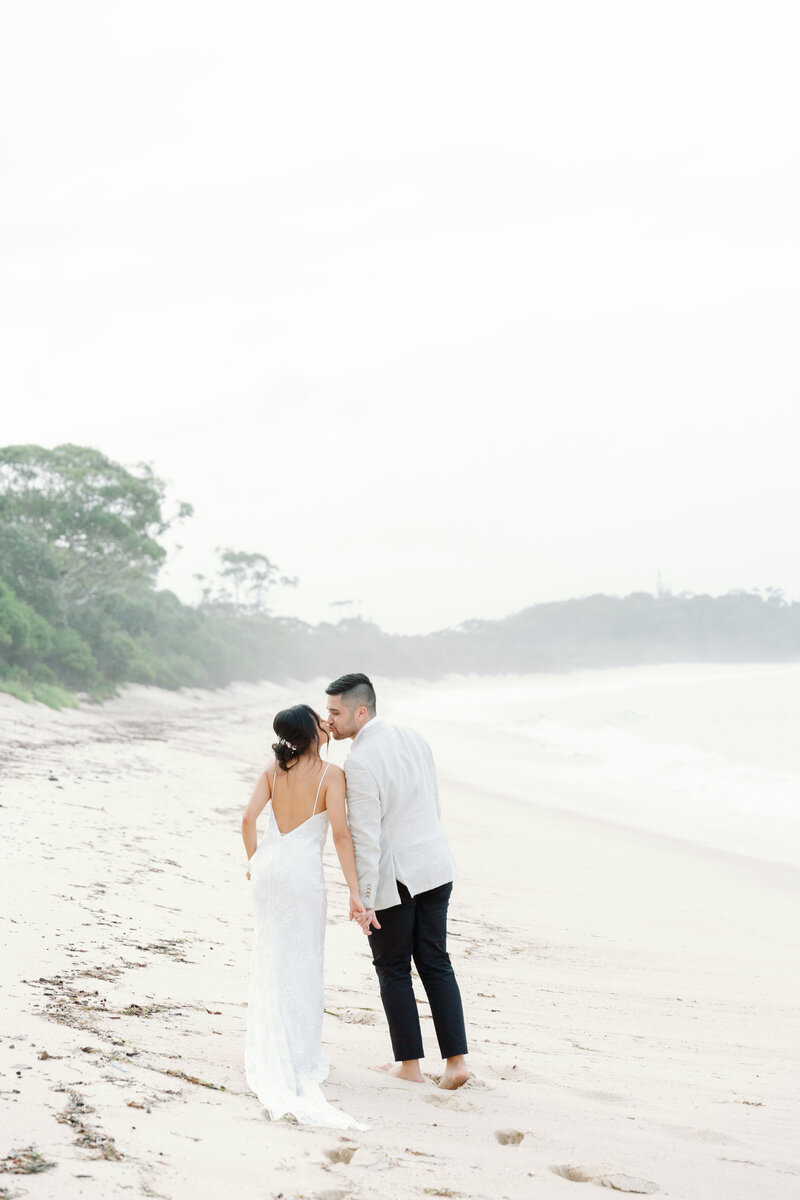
{"left": 343, "top": 716, "right": 456, "bottom": 911}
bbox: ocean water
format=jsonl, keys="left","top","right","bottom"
{"left": 385, "top": 664, "right": 800, "bottom": 870}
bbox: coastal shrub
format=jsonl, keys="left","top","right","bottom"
{"left": 91, "top": 629, "right": 140, "bottom": 682}
{"left": 126, "top": 648, "right": 159, "bottom": 686}
{"left": 47, "top": 626, "right": 100, "bottom": 690}
{"left": 32, "top": 682, "right": 78, "bottom": 710}
{"left": 0, "top": 677, "right": 33, "bottom": 702}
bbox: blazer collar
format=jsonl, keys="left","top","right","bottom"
{"left": 352, "top": 715, "right": 385, "bottom": 746}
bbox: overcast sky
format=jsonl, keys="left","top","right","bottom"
{"left": 2, "top": 2, "right": 799, "bottom": 633}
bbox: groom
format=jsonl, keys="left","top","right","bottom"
{"left": 325, "top": 672, "right": 469, "bottom": 1090}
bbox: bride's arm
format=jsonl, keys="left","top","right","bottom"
{"left": 326, "top": 769, "right": 366, "bottom": 920}
{"left": 241, "top": 761, "right": 273, "bottom": 874}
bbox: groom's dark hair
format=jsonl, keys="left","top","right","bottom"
{"left": 325, "top": 672, "right": 377, "bottom": 716}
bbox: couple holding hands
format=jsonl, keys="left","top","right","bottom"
{"left": 241, "top": 672, "right": 468, "bottom": 1129}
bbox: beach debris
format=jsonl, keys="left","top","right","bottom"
{"left": 161, "top": 1068, "right": 226, "bottom": 1090}
{"left": 551, "top": 1165, "right": 658, "bottom": 1193}
{"left": 0, "top": 1146, "right": 56, "bottom": 1175}
{"left": 79, "top": 964, "right": 126, "bottom": 981}
{"left": 56, "top": 1090, "right": 122, "bottom": 1160}
{"left": 424, "top": 1190, "right": 459, "bottom": 1197}
{"left": 325, "top": 1146, "right": 356, "bottom": 1164}
{"left": 495, "top": 1129, "right": 524, "bottom": 1145}
{"left": 140, "top": 1179, "right": 172, "bottom": 1199}
{"left": 27, "top": 975, "right": 108, "bottom": 1031}
{"left": 134, "top": 938, "right": 190, "bottom": 962}
{"left": 120, "top": 1002, "right": 178, "bottom": 1017}
{"left": 324, "top": 1006, "right": 379, "bottom": 1025}
{"left": 38, "top": 1049, "right": 61, "bottom": 1060}
{"left": 26, "top": 969, "right": 188, "bottom": 1031}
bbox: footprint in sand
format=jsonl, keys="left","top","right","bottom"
{"left": 495, "top": 1129, "right": 524, "bottom": 1145}
{"left": 422, "top": 1091, "right": 476, "bottom": 1111}
{"left": 551, "top": 1164, "right": 659, "bottom": 1193}
{"left": 325, "top": 1146, "right": 357, "bottom": 1164}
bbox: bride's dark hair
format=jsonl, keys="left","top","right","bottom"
{"left": 272, "top": 704, "right": 322, "bottom": 770}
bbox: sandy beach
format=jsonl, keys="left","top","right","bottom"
{"left": 1, "top": 670, "right": 798, "bottom": 1200}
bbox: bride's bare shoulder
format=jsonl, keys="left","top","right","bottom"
{"left": 261, "top": 757, "right": 278, "bottom": 783}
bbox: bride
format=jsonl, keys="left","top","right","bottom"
{"left": 242, "top": 703, "right": 367, "bottom": 1129}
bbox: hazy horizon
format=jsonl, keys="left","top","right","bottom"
{"left": 3, "top": 2, "right": 799, "bottom": 635}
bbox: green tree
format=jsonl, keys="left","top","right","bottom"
{"left": 0, "top": 444, "right": 192, "bottom": 609}
{"left": 207, "top": 548, "right": 297, "bottom": 613}
{"left": 0, "top": 578, "right": 54, "bottom": 667}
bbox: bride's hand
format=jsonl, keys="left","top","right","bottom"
{"left": 349, "top": 893, "right": 366, "bottom": 923}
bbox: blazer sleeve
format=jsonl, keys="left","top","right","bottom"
{"left": 422, "top": 734, "right": 442, "bottom": 820}
{"left": 344, "top": 757, "right": 382, "bottom": 908}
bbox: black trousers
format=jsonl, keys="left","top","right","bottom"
{"left": 369, "top": 880, "right": 468, "bottom": 1063}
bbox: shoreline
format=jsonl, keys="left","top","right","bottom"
{"left": 445, "top": 773, "right": 800, "bottom": 890}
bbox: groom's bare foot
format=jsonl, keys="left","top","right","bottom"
{"left": 379, "top": 1060, "right": 425, "bottom": 1083}
{"left": 438, "top": 1055, "right": 470, "bottom": 1090}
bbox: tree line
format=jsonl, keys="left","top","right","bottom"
{"left": 1, "top": 443, "right": 798, "bottom": 708}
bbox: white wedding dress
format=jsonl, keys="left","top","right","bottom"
{"left": 245, "top": 764, "right": 366, "bottom": 1129}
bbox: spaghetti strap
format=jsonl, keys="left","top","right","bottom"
{"left": 272, "top": 768, "right": 278, "bottom": 798}
{"left": 312, "top": 763, "right": 330, "bottom": 817}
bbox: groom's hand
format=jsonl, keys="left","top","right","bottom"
{"left": 359, "top": 909, "right": 381, "bottom": 936}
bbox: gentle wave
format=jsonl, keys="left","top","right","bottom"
{"left": 392, "top": 663, "right": 800, "bottom": 869}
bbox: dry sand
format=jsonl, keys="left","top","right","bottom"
{"left": 1, "top": 678, "right": 798, "bottom": 1200}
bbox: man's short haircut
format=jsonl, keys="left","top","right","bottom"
{"left": 325, "top": 672, "right": 377, "bottom": 716}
